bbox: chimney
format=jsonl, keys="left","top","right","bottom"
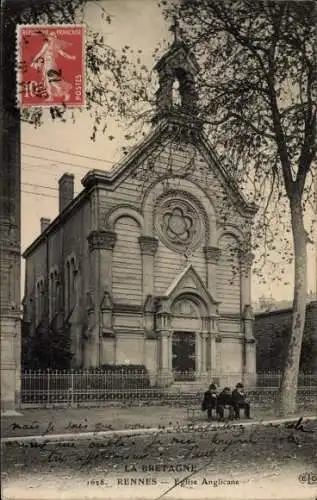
{"left": 59, "top": 173, "right": 74, "bottom": 213}
{"left": 40, "top": 217, "right": 51, "bottom": 233}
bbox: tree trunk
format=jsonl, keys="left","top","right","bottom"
{"left": 279, "top": 195, "right": 307, "bottom": 415}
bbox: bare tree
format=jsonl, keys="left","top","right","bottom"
{"left": 160, "top": 0, "right": 316, "bottom": 414}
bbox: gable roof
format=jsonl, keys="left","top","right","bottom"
{"left": 163, "top": 263, "right": 219, "bottom": 305}
{"left": 82, "top": 117, "right": 257, "bottom": 216}
{"left": 23, "top": 117, "right": 256, "bottom": 259}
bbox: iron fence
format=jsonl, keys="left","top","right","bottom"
{"left": 20, "top": 369, "right": 317, "bottom": 407}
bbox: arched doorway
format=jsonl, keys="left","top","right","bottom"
{"left": 172, "top": 331, "right": 196, "bottom": 380}
{"left": 170, "top": 296, "right": 203, "bottom": 381}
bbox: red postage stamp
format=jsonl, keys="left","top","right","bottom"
{"left": 17, "top": 25, "right": 85, "bottom": 107}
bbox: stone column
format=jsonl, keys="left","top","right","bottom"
{"left": 157, "top": 330, "right": 173, "bottom": 387}
{"left": 200, "top": 333, "right": 206, "bottom": 373}
{"left": 243, "top": 338, "right": 257, "bottom": 387}
{"left": 239, "top": 251, "right": 253, "bottom": 313}
{"left": 210, "top": 334, "right": 217, "bottom": 372}
{"left": 87, "top": 230, "right": 117, "bottom": 367}
{"left": 242, "top": 305, "right": 256, "bottom": 385}
{"left": 215, "top": 335, "right": 222, "bottom": 375}
{"left": 200, "top": 332, "right": 208, "bottom": 384}
{"left": 156, "top": 311, "right": 173, "bottom": 387}
{"left": 195, "top": 332, "right": 202, "bottom": 377}
{"left": 100, "top": 231, "right": 117, "bottom": 293}
{"left": 139, "top": 236, "right": 158, "bottom": 300}
{"left": 203, "top": 246, "right": 221, "bottom": 294}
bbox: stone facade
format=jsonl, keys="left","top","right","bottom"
{"left": 254, "top": 300, "right": 317, "bottom": 373}
{"left": 22, "top": 37, "right": 257, "bottom": 388}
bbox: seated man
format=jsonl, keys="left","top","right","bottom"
{"left": 201, "top": 383, "right": 218, "bottom": 420}
{"left": 216, "top": 387, "right": 234, "bottom": 420}
{"left": 232, "top": 383, "right": 251, "bottom": 419}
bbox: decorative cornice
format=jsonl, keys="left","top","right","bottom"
{"left": 87, "top": 230, "right": 117, "bottom": 251}
{"left": 215, "top": 334, "right": 222, "bottom": 342}
{"left": 203, "top": 246, "right": 221, "bottom": 264}
{"left": 139, "top": 236, "right": 159, "bottom": 256}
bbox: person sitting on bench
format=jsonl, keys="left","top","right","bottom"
{"left": 216, "top": 387, "right": 234, "bottom": 420}
{"left": 232, "top": 383, "right": 251, "bottom": 419}
{"left": 201, "top": 383, "right": 218, "bottom": 420}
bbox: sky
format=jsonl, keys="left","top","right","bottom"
{"left": 21, "top": 0, "right": 317, "bottom": 303}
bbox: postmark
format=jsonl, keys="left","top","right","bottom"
{"left": 17, "top": 24, "right": 85, "bottom": 107}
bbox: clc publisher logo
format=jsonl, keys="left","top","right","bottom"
{"left": 298, "top": 472, "right": 317, "bottom": 485}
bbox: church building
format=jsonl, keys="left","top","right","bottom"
{"left": 22, "top": 32, "right": 257, "bottom": 388}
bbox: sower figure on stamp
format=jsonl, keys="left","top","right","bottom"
{"left": 31, "top": 31, "right": 76, "bottom": 102}
{"left": 201, "top": 383, "right": 218, "bottom": 420}
{"left": 216, "top": 387, "right": 234, "bottom": 421}
{"left": 232, "top": 383, "right": 251, "bottom": 419}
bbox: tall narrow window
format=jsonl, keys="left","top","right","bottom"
{"left": 36, "top": 282, "right": 40, "bottom": 324}
{"left": 49, "top": 272, "right": 53, "bottom": 321}
{"left": 172, "top": 78, "right": 182, "bottom": 106}
{"left": 70, "top": 258, "right": 76, "bottom": 311}
{"left": 36, "top": 278, "right": 45, "bottom": 325}
{"left": 49, "top": 269, "right": 59, "bottom": 320}
{"left": 40, "top": 281, "right": 45, "bottom": 320}
{"left": 66, "top": 260, "right": 71, "bottom": 315}
{"left": 65, "top": 256, "right": 77, "bottom": 315}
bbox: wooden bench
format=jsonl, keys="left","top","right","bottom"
{"left": 187, "top": 407, "right": 204, "bottom": 420}
{"left": 187, "top": 405, "right": 235, "bottom": 421}
{"left": 220, "top": 405, "right": 235, "bottom": 420}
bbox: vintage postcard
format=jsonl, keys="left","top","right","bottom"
{"left": 1, "top": 0, "right": 316, "bottom": 500}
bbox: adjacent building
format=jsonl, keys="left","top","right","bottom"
{"left": 254, "top": 300, "right": 317, "bottom": 373}
{"left": 22, "top": 36, "right": 257, "bottom": 387}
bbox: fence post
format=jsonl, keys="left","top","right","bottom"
{"left": 47, "top": 368, "right": 50, "bottom": 406}
{"left": 71, "top": 370, "right": 74, "bottom": 407}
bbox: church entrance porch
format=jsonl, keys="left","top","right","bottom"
{"left": 172, "top": 331, "right": 196, "bottom": 381}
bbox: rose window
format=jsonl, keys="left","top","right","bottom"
{"left": 163, "top": 207, "right": 194, "bottom": 244}
{"left": 154, "top": 193, "right": 204, "bottom": 252}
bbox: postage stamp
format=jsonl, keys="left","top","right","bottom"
{"left": 17, "top": 24, "right": 85, "bottom": 107}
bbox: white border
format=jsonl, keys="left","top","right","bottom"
{"left": 16, "top": 24, "right": 86, "bottom": 109}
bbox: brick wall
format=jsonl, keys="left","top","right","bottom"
{"left": 254, "top": 301, "right": 317, "bottom": 372}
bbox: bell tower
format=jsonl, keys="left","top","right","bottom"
{"left": 153, "top": 17, "right": 200, "bottom": 125}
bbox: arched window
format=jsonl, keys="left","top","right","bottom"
{"left": 65, "top": 255, "right": 77, "bottom": 315}
{"left": 172, "top": 78, "right": 182, "bottom": 107}
{"left": 49, "top": 268, "right": 60, "bottom": 321}
{"left": 70, "top": 257, "right": 76, "bottom": 311}
{"left": 35, "top": 282, "right": 41, "bottom": 324}
{"left": 35, "top": 277, "right": 45, "bottom": 325}
{"left": 65, "top": 260, "right": 71, "bottom": 315}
